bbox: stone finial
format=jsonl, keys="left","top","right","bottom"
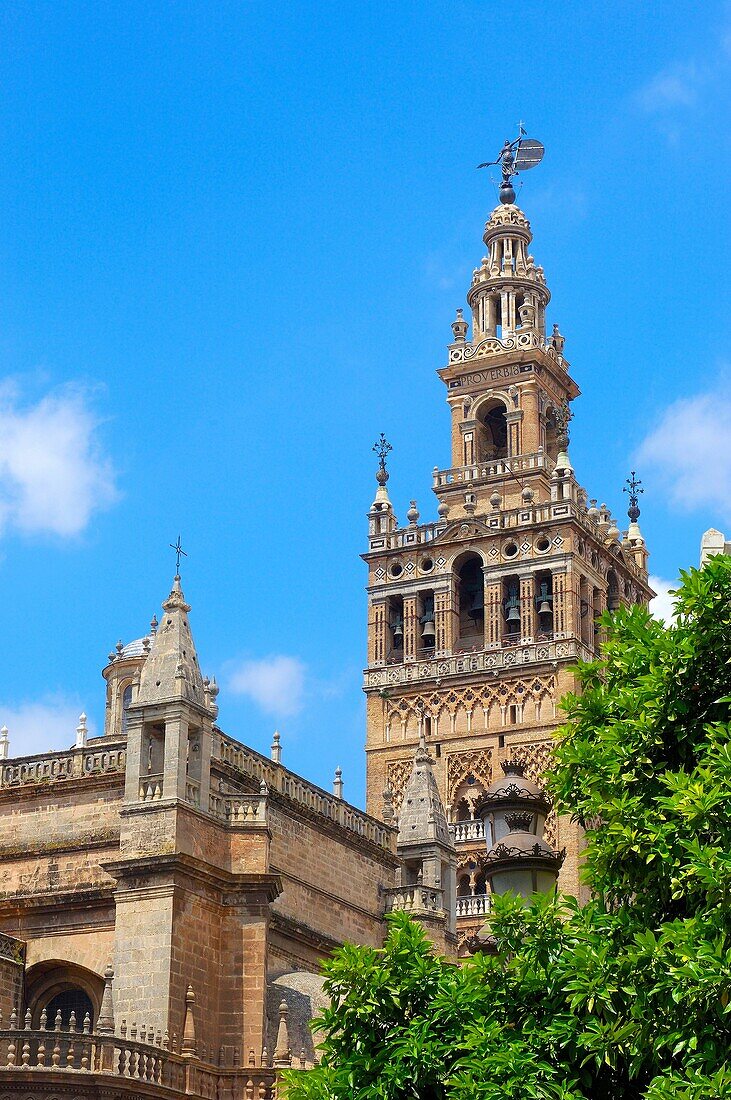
{"left": 97, "top": 964, "right": 115, "bottom": 1035}
{"left": 0, "top": 726, "right": 9, "bottom": 761}
{"left": 437, "top": 499, "right": 449, "bottom": 520}
{"left": 75, "top": 713, "right": 88, "bottom": 749}
{"left": 407, "top": 500, "right": 420, "bottom": 526}
{"left": 273, "top": 999, "right": 291, "bottom": 1067}
{"left": 181, "top": 986, "right": 197, "bottom": 1058}
{"left": 451, "top": 308, "right": 469, "bottom": 343}
{"left": 548, "top": 323, "right": 565, "bottom": 354}
{"left": 333, "top": 766, "right": 343, "bottom": 799}
{"left": 490, "top": 490, "right": 501, "bottom": 511}
{"left": 150, "top": 614, "right": 158, "bottom": 635}
{"left": 271, "top": 731, "right": 282, "bottom": 765}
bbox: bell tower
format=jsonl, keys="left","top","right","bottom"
{"left": 363, "top": 180, "right": 653, "bottom": 954}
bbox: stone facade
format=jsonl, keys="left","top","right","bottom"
{"left": 0, "top": 573, "right": 408, "bottom": 1097}
{"left": 0, "top": 192, "right": 653, "bottom": 1095}
{"left": 363, "top": 199, "right": 653, "bottom": 953}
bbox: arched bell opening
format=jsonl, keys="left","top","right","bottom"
{"left": 418, "top": 590, "right": 435, "bottom": 655}
{"left": 535, "top": 572, "right": 554, "bottom": 639}
{"left": 387, "top": 595, "right": 404, "bottom": 661}
{"left": 544, "top": 407, "right": 561, "bottom": 462}
{"left": 455, "top": 554, "right": 485, "bottom": 651}
{"left": 503, "top": 575, "right": 521, "bottom": 641}
{"left": 607, "top": 569, "right": 620, "bottom": 612}
{"left": 476, "top": 400, "right": 509, "bottom": 462}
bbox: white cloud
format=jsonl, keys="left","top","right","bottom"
{"left": 636, "top": 61, "right": 701, "bottom": 112}
{"left": 649, "top": 576, "right": 677, "bottom": 624}
{"left": 636, "top": 379, "right": 731, "bottom": 524}
{"left": 0, "top": 383, "right": 118, "bottom": 539}
{"left": 0, "top": 696, "right": 97, "bottom": 759}
{"left": 228, "top": 655, "right": 306, "bottom": 718}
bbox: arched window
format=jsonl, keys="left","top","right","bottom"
{"left": 121, "top": 684, "right": 133, "bottom": 734}
{"left": 607, "top": 570, "right": 620, "bottom": 612}
{"left": 478, "top": 401, "right": 508, "bottom": 461}
{"left": 44, "top": 988, "right": 94, "bottom": 1028}
{"left": 475, "top": 873, "right": 487, "bottom": 895}
{"left": 457, "top": 875, "right": 471, "bottom": 898}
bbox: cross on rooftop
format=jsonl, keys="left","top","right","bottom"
{"left": 169, "top": 535, "right": 187, "bottom": 574}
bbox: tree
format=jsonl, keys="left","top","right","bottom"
{"left": 284, "top": 558, "right": 731, "bottom": 1099}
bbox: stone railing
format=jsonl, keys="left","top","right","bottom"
{"left": 216, "top": 735, "right": 396, "bottom": 853}
{"left": 456, "top": 894, "right": 491, "bottom": 918}
{"left": 384, "top": 884, "right": 445, "bottom": 916}
{"left": 0, "top": 1014, "right": 278, "bottom": 1098}
{"left": 364, "top": 636, "right": 594, "bottom": 687}
{"left": 433, "top": 451, "right": 548, "bottom": 489}
{"left": 139, "top": 772, "right": 164, "bottom": 801}
{"left": 0, "top": 739, "right": 126, "bottom": 789}
{"left": 451, "top": 819, "right": 485, "bottom": 844}
{"left": 209, "top": 792, "right": 267, "bottom": 826}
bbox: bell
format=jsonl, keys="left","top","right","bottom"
{"left": 506, "top": 604, "right": 520, "bottom": 624}
{"left": 467, "top": 589, "right": 484, "bottom": 621}
{"left": 391, "top": 617, "right": 404, "bottom": 647}
{"left": 537, "top": 599, "right": 552, "bottom": 617}
{"left": 422, "top": 617, "right": 436, "bottom": 643}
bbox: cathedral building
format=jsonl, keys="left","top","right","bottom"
{"left": 0, "top": 189, "right": 652, "bottom": 1096}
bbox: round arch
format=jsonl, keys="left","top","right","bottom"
{"left": 25, "top": 960, "right": 105, "bottom": 1029}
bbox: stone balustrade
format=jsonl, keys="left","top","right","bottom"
{"left": 0, "top": 739, "right": 126, "bottom": 788}
{"left": 433, "top": 451, "right": 548, "bottom": 488}
{"left": 139, "top": 772, "right": 164, "bottom": 801}
{"left": 451, "top": 818, "right": 485, "bottom": 844}
{"left": 365, "top": 636, "right": 593, "bottom": 686}
{"left": 384, "top": 884, "right": 445, "bottom": 916}
{"left": 456, "top": 894, "right": 491, "bottom": 918}
{"left": 0, "top": 1013, "right": 278, "bottom": 1098}
{"left": 216, "top": 735, "right": 396, "bottom": 852}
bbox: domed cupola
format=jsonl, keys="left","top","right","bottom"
{"left": 467, "top": 203, "right": 550, "bottom": 346}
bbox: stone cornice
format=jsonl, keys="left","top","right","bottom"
{"left": 103, "top": 853, "right": 282, "bottom": 907}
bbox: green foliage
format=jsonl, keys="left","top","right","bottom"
{"left": 284, "top": 558, "right": 731, "bottom": 1098}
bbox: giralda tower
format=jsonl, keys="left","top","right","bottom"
{"left": 362, "top": 155, "right": 653, "bottom": 953}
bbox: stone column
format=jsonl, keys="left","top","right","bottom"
{"left": 484, "top": 575, "right": 502, "bottom": 648}
{"left": 520, "top": 575, "right": 535, "bottom": 641}
{"left": 123, "top": 710, "right": 146, "bottom": 803}
{"left": 521, "top": 383, "right": 541, "bottom": 454}
{"left": 163, "top": 712, "right": 189, "bottom": 802}
{"left": 435, "top": 584, "right": 456, "bottom": 655}
{"left": 370, "top": 600, "right": 388, "bottom": 665}
{"left": 552, "top": 571, "right": 567, "bottom": 636}
{"left": 403, "top": 595, "right": 419, "bottom": 662}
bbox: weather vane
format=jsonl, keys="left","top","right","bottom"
{"left": 169, "top": 535, "right": 187, "bottom": 574}
{"left": 623, "top": 472, "right": 644, "bottom": 523}
{"left": 477, "top": 123, "right": 545, "bottom": 204}
{"left": 373, "top": 433, "right": 392, "bottom": 472}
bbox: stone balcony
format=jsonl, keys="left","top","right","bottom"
{"left": 451, "top": 819, "right": 486, "bottom": 844}
{"left": 383, "top": 884, "right": 446, "bottom": 919}
{"left": 364, "top": 634, "right": 594, "bottom": 689}
{"left": 0, "top": 1015, "right": 281, "bottom": 1098}
{"left": 455, "top": 894, "right": 491, "bottom": 918}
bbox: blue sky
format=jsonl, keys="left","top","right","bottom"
{"left": 0, "top": 2, "right": 729, "bottom": 807}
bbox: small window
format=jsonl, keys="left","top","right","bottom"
{"left": 508, "top": 704, "right": 519, "bottom": 724}
{"left": 121, "top": 685, "right": 133, "bottom": 734}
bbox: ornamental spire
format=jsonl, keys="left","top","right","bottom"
{"left": 624, "top": 471, "right": 644, "bottom": 523}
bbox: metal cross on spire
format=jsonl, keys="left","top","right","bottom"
{"left": 169, "top": 535, "right": 187, "bottom": 575}
{"left": 623, "top": 472, "right": 644, "bottom": 523}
